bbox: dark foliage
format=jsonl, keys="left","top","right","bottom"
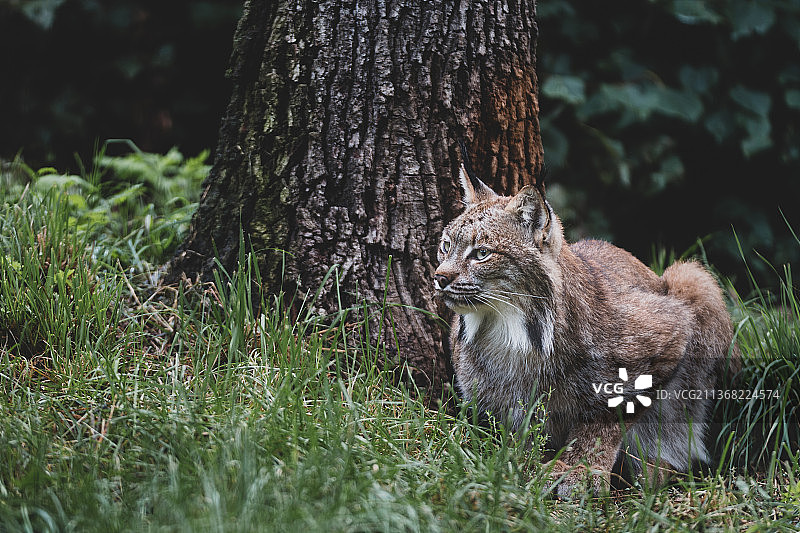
{"left": 0, "top": 0, "right": 241, "bottom": 167}
{"left": 537, "top": 0, "right": 800, "bottom": 287}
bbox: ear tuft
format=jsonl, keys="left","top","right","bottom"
{"left": 458, "top": 164, "right": 493, "bottom": 205}
{"left": 535, "top": 165, "right": 548, "bottom": 198}
{"left": 458, "top": 141, "right": 496, "bottom": 205}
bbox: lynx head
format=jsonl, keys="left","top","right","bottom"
{"left": 434, "top": 163, "right": 563, "bottom": 316}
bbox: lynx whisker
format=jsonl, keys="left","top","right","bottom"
{"left": 474, "top": 294, "right": 502, "bottom": 315}
{"left": 493, "top": 289, "right": 548, "bottom": 300}
{"left": 463, "top": 295, "right": 478, "bottom": 312}
{"left": 482, "top": 291, "right": 525, "bottom": 314}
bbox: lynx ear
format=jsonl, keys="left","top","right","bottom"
{"left": 458, "top": 140, "right": 496, "bottom": 205}
{"left": 505, "top": 185, "right": 552, "bottom": 234}
{"left": 458, "top": 164, "right": 496, "bottom": 205}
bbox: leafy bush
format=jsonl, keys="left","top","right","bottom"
{"left": 538, "top": 0, "right": 800, "bottom": 286}
{"left": 2, "top": 141, "right": 209, "bottom": 274}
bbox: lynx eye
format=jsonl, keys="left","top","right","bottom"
{"left": 440, "top": 238, "right": 451, "bottom": 255}
{"left": 474, "top": 247, "right": 491, "bottom": 261}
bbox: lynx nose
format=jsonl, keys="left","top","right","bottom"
{"left": 434, "top": 273, "right": 452, "bottom": 290}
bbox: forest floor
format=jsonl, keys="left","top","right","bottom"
{"left": 0, "top": 147, "right": 798, "bottom": 531}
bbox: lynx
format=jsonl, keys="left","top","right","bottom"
{"left": 434, "top": 159, "right": 739, "bottom": 497}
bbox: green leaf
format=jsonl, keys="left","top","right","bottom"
{"left": 18, "top": 0, "right": 67, "bottom": 30}
{"left": 577, "top": 91, "right": 618, "bottom": 121}
{"left": 730, "top": 86, "right": 771, "bottom": 117}
{"left": 66, "top": 193, "right": 87, "bottom": 211}
{"left": 671, "top": 0, "right": 723, "bottom": 25}
{"left": 705, "top": 110, "right": 735, "bottom": 143}
{"left": 652, "top": 87, "right": 704, "bottom": 122}
{"left": 727, "top": 0, "right": 776, "bottom": 40}
{"left": 785, "top": 89, "right": 800, "bottom": 110}
{"left": 36, "top": 167, "right": 59, "bottom": 177}
{"left": 740, "top": 115, "right": 772, "bottom": 157}
{"left": 34, "top": 174, "right": 93, "bottom": 192}
{"left": 101, "top": 184, "right": 145, "bottom": 208}
{"left": 595, "top": 84, "right": 658, "bottom": 121}
{"left": 541, "top": 75, "right": 586, "bottom": 105}
{"left": 579, "top": 83, "right": 702, "bottom": 123}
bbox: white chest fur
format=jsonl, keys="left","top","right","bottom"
{"left": 462, "top": 306, "right": 533, "bottom": 355}
{"left": 460, "top": 303, "right": 555, "bottom": 379}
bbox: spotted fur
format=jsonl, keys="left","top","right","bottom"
{"left": 435, "top": 164, "right": 740, "bottom": 496}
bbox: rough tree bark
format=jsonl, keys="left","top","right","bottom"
{"left": 168, "top": 0, "right": 544, "bottom": 398}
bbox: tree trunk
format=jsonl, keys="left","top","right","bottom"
{"left": 168, "top": 0, "right": 544, "bottom": 399}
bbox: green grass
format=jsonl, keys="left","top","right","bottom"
{"left": 0, "top": 147, "right": 798, "bottom": 531}
{"left": 719, "top": 231, "right": 800, "bottom": 473}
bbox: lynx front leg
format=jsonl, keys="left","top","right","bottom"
{"left": 550, "top": 422, "right": 622, "bottom": 498}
